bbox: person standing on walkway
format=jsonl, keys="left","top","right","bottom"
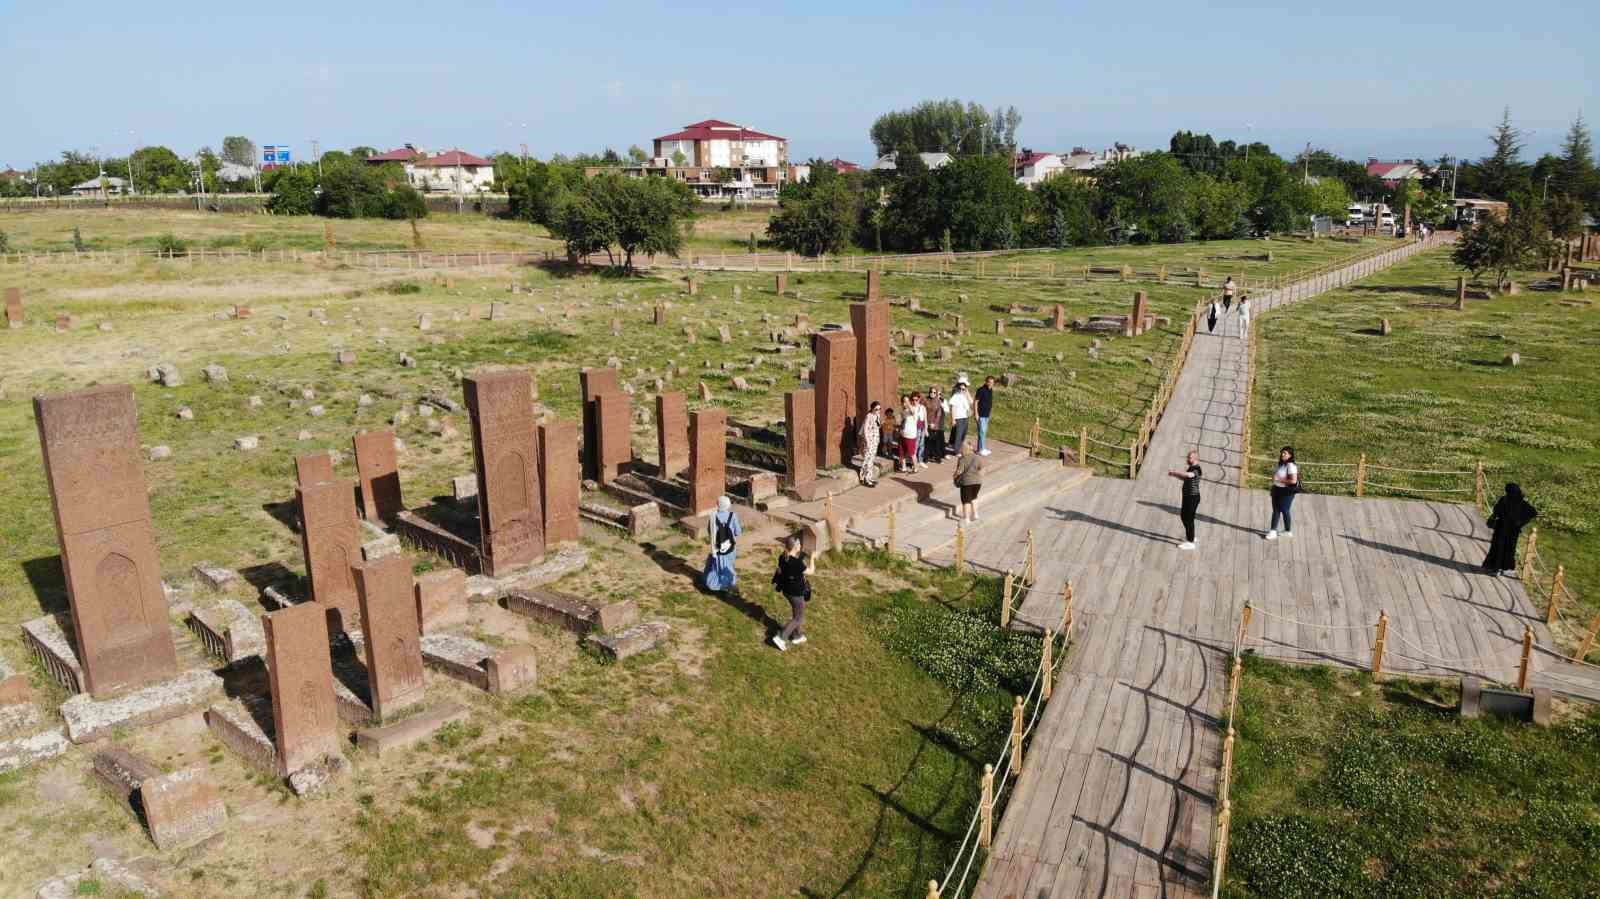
{"left": 948, "top": 375, "right": 973, "bottom": 456}
{"left": 898, "top": 395, "right": 919, "bottom": 473}
{"left": 1236, "top": 295, "right": 1251, "bottom": 339}
{"left": 953, "top": 443, "right": 984, "bottom": 523}
{"left": 771, "top": 534, "right": 815, "bottom": 652}
{"left": 1207, "top": 298, "right": 1220, "bottom": 333}
{"left": 1483, "top": 482, "right": 1538, "bottom": 576}
{"left": 1223, "top": 277, "right": 1237, "bottom": 311}
{"left": 703, "top": 495, "right": 742, "bottom": 593}
{"left": 857, "top": 401, "right": 882, "bottom": 487}
{"left": 911, "top": 391, "right": 929, "bottom": 471}
{"left": 975, "top": 375, "right": 996, "bottom": 456}
{"left": 1167, "top": 450, "right": 1203, "bottom": 549}
{"left": 925, "top": 386, "right": 947, "bottom": 463}
{"left": 1265, "top": 446, "right": 1299, "bottom": 540}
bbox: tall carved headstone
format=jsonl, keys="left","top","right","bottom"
{"left": 1129, "top": 291, "right": 1150, "bottom": 337}
{"left": 537, "top": 421, "right": 580, "bottom": 544}
{"left": 294, "top": 452, "right": 334, "bottom": 487}
{"left": 813, "top": 331, "right": 857, "bottom": 467}
{"left": 463, "top": 370, "right": 544, "bottom": 576}
{"left": 865, "top": 269, "right": 881, "bottom": 303}
{"left": 688, "top": 408, "right": 727, "bottom": 516}
{"left": 33, "top": 385, "right": 178, "bottom": 697}
{"left": 775, "top": 273, "right": 788, "bottom": 295}
{"left": 1053, "top": 304, "right": 1066, "bottom": 331}
{"left": 785, "top": 389, "right": 816, "bottom": 489}
{"left": 353, "top": 556, "right": 426, "bottom": 719}
{"left": 5, "top": 287, "right": 22, "bottom": 328}
{"left": 655, "top": 392, "right": 689, "bottom": 478}
{"left": 594, "top": 391, "right": 632, "bottom": 485}
{"left": 351, "top": 430, "right": 403, "bottom": 523}
{"left": 578, "top": 368, "right": 619, "bottom": 481}
{"left": 852, "top": 301, "right": 892, "bottom": 425}
{"left": 262, "top": 603, "right": 340, "bottom": 776}
{"left": 296, "top": 479, "right": 363, "bottom": 626}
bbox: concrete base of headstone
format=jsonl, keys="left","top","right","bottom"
{"left": 94, "top": 748, "right": 228, "bottom": 850}
{"left": 34, "top": 857, "right": 162, "bottom": 899}
{"left": 586, "top": 621, "right": 670, "bottom": 661}
{"left": 504, "top": 589, "right": 639, "bottom": 636}
{"left": 186, "top": 600, "right": 266, "bottom": 663}
{"left": 356, "top": 702, "right": 469, "bottom": 757}
{"left": 420, "top": 634, "right": 536, "bottom": 694}
{"left": 461, "top": 544, "right": 589, "bottom": 600}
{"left": 20, "top": 616, "right": 85, "bottom": 694}
{"left": 204, "top": 697, "right": 279, "bottom": 777}
{"left": 192, "top": 564, "right": 239, "bottom": 591}
{"left": 627, "top": 501, "right": 661, "bottom": 537}
{"left": 0, "top": 726, "right": 71, "bottom": 774}
{"left": 60, "top": 668, "right": 223, "bottom": 743}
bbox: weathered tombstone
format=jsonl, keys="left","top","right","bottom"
{"left": 653, "top": 305, "right": 666, "bottom": 326}
{"left": 851, "top": 301, "right": 892, "bottom": 426}
{"left": 578, "top": 367, "right": 619, "bottom": 481}
{"left": 775, "top": 273, "right": 788, "bottom": 295}
{"left": 785, "top": 389, "right": 816, "bottom": 489}
{"left": 594, "top": 391, "right": 632, "bottom": 485}
{"left": 54, "top": 313, "right": 73, "bottom": 332}
{"left": 1456, "top": 276, "right": 1467, "bottom": 310}
{"left": 685, "top": 277, "right": 698, "bottom": 296}
{"left": 351, "top": 431, "right": 403, "bottom": 523}
{"left": 536, "top": 421, "right": 580, "bottom": 544}
{"left": 32, "top": 385, "right": 178, "bottom": 697}
{"left": 1129, "top": 291, "right": 1150, "bottom": 337}
{"left": 718, "top": 324, "right": 732, "bottom": 343}
{"left": 414, "top": 568, "right": 468, "bottom": 632}
{"left": 5, "top": 287, "right": 22, "bottom": 328}
{"left": 336, "top": 350, "right": 357, "bottom": 367}
{"left": 1379, "top": 318, "right": 1392, "bottom": 336}
{"left": 655, "top": 392, "right": 689, "bottom": 478}
{"left": 262, "top": 603, "right": 341, "bottom": 776}
{"left": 294, "top": 452, "right": 335, "bottom": 487}
{"left": 865, "top": 269, "right": 881, "bottom": 302}
{"left": 1053, "top": 304, "right": 1066, "bottom": 331}
{"left": 813, "top": 330, "right": 857, "bottom": 467}
{"left": 296, "top": 479, "right": 363, "bottom": 627}
{"left": 463, "top": 370, "right": 545, "bottom": 576}
{"left": 995, "top": 319, "right": 1005, "bottom": 335}
{"left": 688, "top": 408, "right": 727, "bottom": 515}
{"left": 353, "top": 556, "right": 426, "bottom": 719}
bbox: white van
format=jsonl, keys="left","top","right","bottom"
{"left": 1345, "top": 204, "right": 1365, "bottom": 225}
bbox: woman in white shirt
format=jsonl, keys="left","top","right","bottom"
{"left": 947, "top": 377, "right": 973, "bottom": 455}
{"left": 1266, "top": 446, "right": 1299, "bottom": 539}
{"left": 1236, "top": 296, "right": 1251, "bottom": 339}
{"left": 898, "top": 395, "right": 919, "bottom": 473}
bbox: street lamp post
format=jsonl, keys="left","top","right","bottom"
{"left": 1543, "top": 174, "right": 1553, "bottom": 203}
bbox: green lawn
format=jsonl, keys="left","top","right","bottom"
{"left": 1252, "top": 248, "right": 1600, "bottom": 647}
{"left": 1223, "top": 656, "right": 1600, "bottom": 899}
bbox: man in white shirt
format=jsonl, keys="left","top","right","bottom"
{"left": 947, "top": 375, "right": 973, "bottom": 456}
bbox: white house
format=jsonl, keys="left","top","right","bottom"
{"left": 1013, "top": 150, "right": 1067, "bottom": 187}
{"left": 870, "top": 152, "right": 953, "bottom": 172}
{"left": 70, "top": 176, "right": 126, "bottom": 196}
{"left": 652, "top": 119, "right": 788, "bottom": 169}
{"left": 410, "top": 150, "right": 497, "bottom": 193}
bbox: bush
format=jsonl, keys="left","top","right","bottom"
{"left": 154, "top": 233, "right": 188, "bottom": 257}
{"left": 0, "top": 229, "right": 10, "bottom": 254}
{"left": 268, "top": 169, "right": 317, "bottom": 216}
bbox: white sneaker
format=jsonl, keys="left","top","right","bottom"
{"left": 980, "top": 449, "right": 992, "bottom": 456}
{"left": 772, "top": 636, "right": 788, "bottom": 652}
{"left": 1281, "top": 531, "right": 1293, "bottom": 539}
{"left": 1265, "top": 530, "right": 1278, "bottom": 540}
{"left": 1501, "top": 569, "right": 1517, "bottom": 578}
{"left": 1179, "top": 541, "right": 1196, "bottom": 550}
{"left": 791, "top": 635, "right": 808, "bottom": 645}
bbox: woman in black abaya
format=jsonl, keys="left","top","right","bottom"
{"left": 1483, "top": 483, "right": 1537, "bottom": 575}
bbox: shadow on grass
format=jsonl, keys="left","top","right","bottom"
{"left": 638, "top": 540, "right": 781, "bottom": 635}
{"left": 20, "top": 555, "right": 68, "bottom": 616}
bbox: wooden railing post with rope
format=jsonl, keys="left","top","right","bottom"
{"left": 1371, "top": 610, "right": 1389, "bottom": 680}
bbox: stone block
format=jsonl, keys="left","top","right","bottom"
{"left": 628, "top": 501, "right": 661, "bottom": 537}
{"left": 21, "top": 615, "right": 85, "bottom": 694}
{"left": 352, "top": 430, "right": 404, "bottom": 523}
{"left": 34, "top": 857, "right": 161, "bottom": 899}
{"left": 594, "top": 390, "right": 632, "bottom": 484}
{"left": 297, "top": 479, "right": 363, "bottom": 625}
{"left": 186, "top": 599, "right": 266, "bottom": 663}
{"left": 420, "top": 633, "right": 534, "bottom": 694}
{"left": 414, "top": 568, "right": 468, "bottom": 633}
{"left": 59, "top": 668, "right": 222, "bottom": 743}
{"left": 505, "top": 589, "right": 638, "bottom": 635}
{"left": 587, "top": 621, "right": 669, "bottom": 661}
{"left": 655, "top": 393, "right": 689, "bottom": 478}
{"left": 263, "top": 603, "right": 341, "bottom": 776}
{"left": 362, "top": 532, "right": 400, "bottom": 560}
{"left": 688, "top": 408, "right": 727, "bottom": 515}
{"left": 356, "top": 702, "right": 470, "bottom": 757}
{"left": 464, "top": 370, "right": 546, "bottom": 576}
{"left": 354, "top": 556, "right": 427, "bottom": 720}
{"left": 486, "top": 647, "right": 536, "bottom": 694}
{"left": 748, "top": 471, "right": 779, "bottom": 501}
{"left": 0, "top": 726, "right": 69, "bottom": 774}
{"left": 451, "top": 474, "right": 479, "bottom": 501}
{"left": 192, "top": 564, "right": 238, "bottom": 592}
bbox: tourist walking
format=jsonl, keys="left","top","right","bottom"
{"left": 1222, "top": 276, "right": 1236, "bottom": 312}
{"left": 912, "top": 391, "right": 929, "bottom": 471}
{"left": 1207, "top": 298, "right": 1220, "bottom": 333}
{"left": 1236, "top": 295, "right": 1251, "bottom": 339}
{"left": 953, "top": 443, "right": 984, "bottom": 523}
{"left": 925, "top": 386, "right": 947, "bottom": 463}
{"left": 1483, "top": 483, "right": 1538, "bottom": 576}
{"left": 771, "top": 535, "right": 815, "bottom": 652}
{"left": 898, "top": 395, "right": 919, "bottom": 473}
{"left": 948, "top": 375, "right": 973, "bottom": 456}
{"left": 1265, "top": 446, "right": 1299, "bottom": 540}
{"left": 1167, "top": 450, "right": 1203, "bottom": 549}
{"left": 975, "top": 375, "right": 995, "bottom": 456}
{"left": 703, "top": 495, "right": 742, "bottom": 593}
{"left": 857, "top": 401, "right": 882, "bottom": 487}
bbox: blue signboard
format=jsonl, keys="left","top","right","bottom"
{"left": 261, "top": 145, "right": 292, "bottom": 167}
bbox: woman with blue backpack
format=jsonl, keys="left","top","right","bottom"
{"left": 703, "top": 495, "right": 742, "bottom": 593}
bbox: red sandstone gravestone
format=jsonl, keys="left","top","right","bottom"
{"left": 1128, "top": 291, "right": 1150, "bottom": 337}
{"left": 5, "top": 287, "right": 22, "bottom": 328}
{"left": 537, "top": 421, "right": 581, "bottom": 544}
{"left": 297, "top": 479, "right": 363, "bottom": 627}
{"left": 785, "top": 389, "right": 816, "bottom": 489}
{"left": 294, "top": 452, "right": 334, "bottom": 487}
{"left": 655, "top": 392, "right": 689, "bottom": 478}
{"left": 594, "top": 391, "right": 632, "bottom": 485}
{"left": 852, "top": 301, "right": 893, "bottom": 425}
{"left": 463, "top": 370, "right": 545, "bottom": 576}
{"left": 813, "top": 330, "right": 857, "bottom": 467}
{"left": 353, "top": 556, "right": 426, "bottom": 719}
{"left": 775, "top": 273, "right": 788, "bottom": 295}
{"left": 688, "top": 408, "right": 727, "bottom": 516}
{"left": 865, "top": 269, "right": 881, "bottom": 302}
{"left": 262, "top": 603, "right": 341, "bottom": 776}
{"left": 352, "top": 430, "right": 403, "bottom": 523}
{"left": 33, "top": 385, "right": 179, "bottom": 697}
{"left": 578, "top": 367, "right": 620, "bottom": 481}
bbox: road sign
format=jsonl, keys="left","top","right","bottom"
{"left": 261, "top": 145, "right": 292, "bottom": 169}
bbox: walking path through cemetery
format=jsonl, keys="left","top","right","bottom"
{"left": 826, "top": 237, "right": 1592, "bottom": 899}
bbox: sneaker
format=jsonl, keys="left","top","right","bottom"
{"left": 791, "top": 635, "right": 808, "bottom": 646}
{"left": 1264, "top": 530, "right": 1278, "bottom": 540}
{"left": 980, "top": 449, "right": 992, "bottom": 456}
{"left": 1179, "top": 541, "right": 1196, "bottom": 550}
{"left": 970, "top": 514, "right": 980, "bottom": 523}
{"left": 1501, "top": 569, "right": 1518, "bottom": 578}
{"left": 1281, "top": 531, "right": 1293, "bottom": 539}
{"left": 772, "top": 636, "right": 788, "bottom": 652}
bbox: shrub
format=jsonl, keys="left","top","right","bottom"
{"left": 154, "top": 233, "right": 188, "bottom": 257}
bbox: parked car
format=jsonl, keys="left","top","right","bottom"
{"left": 1379, "top": 212, "right": 1396, "bottom": 229}
{"left": 1346, "top": 204, "right": 1366, "bottom": 225}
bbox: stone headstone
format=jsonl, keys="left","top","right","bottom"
{"left": 698, "top": 380, "right": 712, "bottom": 401}
{"left": 417, "top": 313, "right": 433, "bottom": 331}
{"left": 296, "top": 479, "right": 363, "bottom": 627}
{"left": 579, "top": 367, "right": 620, "bottom": 481}
{"left": 32, "top": 385, "right": 178, "bottom": 697}
{"left": 1130, "top": 291, "right": 1150, "bottom": 337}
{"left": 489, "top": 302, "right": 508, "bottom": 320}
{"left": 654, "top": 305, "right": 666, "bottom": 326}
{"left": 262, "top": 603, "right": 341, "bottom": 776}
{"left": 351, "top": 430, "right": 403, "bottom": 523}
{"left": 775, "top": 273, "right": 788, "bottom": 295}
{"left": 451, "top": 473, "right": 477, "bottom": 500}
{"left": 54, "top": 313, "right": 73, "bottom": 332}
{"left": 688, "top": 408, "right": 727, "bottom": 515}
{"left": 595, "top": 391, "right": 632, "bottom": 485}
{"left": 336, "top": 350, "right": 356, "bottom": 367}
{"left": 202, "top": 364, "right": 228, "bottom": 383}
{"left": 995, "top": 319, "right": 1005, "bottom": 335}
{"left": 851, "top": 301, "right": 892, "bottom": 429}
{"left": 655, "top": 393, "right": 689, "bottom": 478}
{"left": 1503, "top": 352, "right": 1520, "bottom": 367}
{"left": 4, "top": 287, "right": 21, "bottom": 328}
{"left": 718, "top": 324, "right": 732, "bottom": 343}
{"left": 353, "top": 556, "right": 426, "bottom": 720}
{"left": 1379, "top": 318, "right": 1392, "bottom": 336}
{"left": 1053, "top": 304, "right": 1066, "bottom": 331}
{"left": 813, "top": 330, "right": 857, "bottom": 468}
{"left": 141, "top": 764, "right": 227, "bottom": 850}
{"left": 414, "top": 568, "right": 467, "bottom": 633}
{"left": 463, "top": 370, "right": 545, "bottom": 576}
{"left": 785, "top": 389, "right": 816, "bottom": 489}
{"left": 865, "top": 269, "right": 881, "bottom": 303}
{"left": 1455, "top": 276, "right": 1467, "bottom": 310}
{"left": 537, "top": 421, "right": 581, "bottom": 544}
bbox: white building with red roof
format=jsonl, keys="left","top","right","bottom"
{"left": 365, "top": 146, "right": 497, "bottom": 193}
{"left": 652, "top": 119, "right": 788, "bottom": 169}
{"left": 1365, "top": 158, "right": 1428, "bottom": 188}
{"left": 1013, "top": 150, "right": 1067, "bottom": 187}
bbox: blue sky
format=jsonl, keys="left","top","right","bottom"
{"left": 3, "top": 0, "right": 1595, "bottom": 169}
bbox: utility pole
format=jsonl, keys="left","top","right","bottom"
{"left": 313, "top": 139, "right": 322, "bottom": 180}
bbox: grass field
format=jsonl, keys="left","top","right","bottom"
{"left": 1251, "top": 248, "right": 1600, "bottom": 646}
{"left": 1222, "top": 656, "right": 1600, "bottom": 899}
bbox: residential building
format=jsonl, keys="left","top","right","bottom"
{"left": 70, "top": 176, "right": 126, "bottom": 196}
{"left": 1366, "top": 159, "right": 1428, "bottom": 188}
{"left": 828, "top": 158, "right": 861, "bottom": 174}
{"left": 412, "top": 150, "right": 497, "bottom": 193}
{"left": 1013, "top": 150, "right": 1068, "bottom": 187}
{"left": 1061, "top": 144, "right": 1141, "bottom": 174}
{"left": 589, "top": 118, "right": 799, "bottom": 199}
{"left": 869, "top": 152, "right": 953, "bottom": 172}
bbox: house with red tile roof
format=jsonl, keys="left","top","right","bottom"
{"left": 366, "top": 146, "right": 497, "bottom": 193}
{"left": 590, "top": 119, "right": 799, "bottom": 200}
{"left": 828, "top": 158, "right": 860, "bottom": 174}
{"left": 1366, "top": 158, "right": 1428, "bottom": 188}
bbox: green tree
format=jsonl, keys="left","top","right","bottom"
{"left": 1030, "top": 176, "right": 1102, "bottom": 247}
{"left": 1555, "top": 114, "right": 1598, "bottom": 216}
{"left": 195, "top": 147, "right": 222, "bottom": 191}
{"left": 550, "top": 175, "right": 696, "bottom": 272}
{"left": 349, "top": 146, "right": 379, "bottom": 159}
{"left": 1411, "top": 188, "right": 1450, "bottom": 225}
{"left": 267, "top": 169, "right": 317, "bottom": 215}
{"left": 1544, "top": 194, "right": 1586, "bottom": 243}
{"left": 1096, "top": 153, "right": 1194, "bottom": 242}
{"left": 38, "top": 151, "right": 100, "bottom": 195}
{"left": 129, "top": 146, "right": 189, "bottom": 193}
{"left": 627, "top": 145, "right": 648, "bottom": 164}
{"left": 549, "top": 191, "right": 617, "bottom": 263}
{"left": 880, "top": 146, "right": 941, "bottom": 250}
{"left": 222, "top": 136, "right": 257, "bottom": 168}
{"left": 1304, "top": 177, "right": 1351, "bottom": 221}
{"left": 869, "top": 99, "right": 1021, "bottom": 156}
{"left": 1452, "top": 203, "right": 1554, "bottom": 290}
{"left": 1189, "top": 174, "right": 1251, "bottom": 239}
{"left": 1477, "top": 108, "right": 1529, "bottom": 200}
{"left": 767, "top": 161, "right": 860, "bottom": 256}
{"left": 930, "top": 154, "right": 1031, "bottom": 250}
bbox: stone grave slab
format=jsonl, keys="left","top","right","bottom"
{"left": 353, "top": 557, "right": 427, "bottom": 720}
{"left": 352, "top": 430, "right": 404, "bottom": 523}
{"left": 59, "top": 667, "right": 222, "bottom": 743}
{"left": 356, "top": 702, "right": 470, "bottom": 758}
{"left": 537, "top": 421, "right": 581, "bottom": 544}
{"left": 419, "top": 634, "right": 535, "bottom": 694}
{"left": 296, "top": 479, "right": 363, "bottom": 627}
{"left": 586, "top": 621, "right": 670, "bottom": 661}
{"left": 185, "top": 599, "right": 266, "bottom": 662}
{"left": 463, "top": 370, "right": 545, "bottom": 576}
{"left": 93, "top": 748, "right": 227, "bottom": 850}
{"left": 504, "top": 588, "right": 638, "bottom": 635}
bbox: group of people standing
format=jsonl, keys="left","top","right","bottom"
{"left": 1167, "top": 446, "right": 1302, "bottom": 548}
{"left": 856, "top": 374, "right": 996, "bottom": 478}
{"left": 1206, "top": 277, "right": 1251, "bottom": 339}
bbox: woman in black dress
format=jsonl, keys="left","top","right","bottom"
{"left": 1483, "top": 483, "right": 1537, "bottom": 575}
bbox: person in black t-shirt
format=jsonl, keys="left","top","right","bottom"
{"left": 1167, "top": 450, "right": 1202, "bottom": 549}
{"left": 771, "top": 535, "right": 816, "bottom": 652}
{"left": 975, "top": 376, "right": 996, "bottom": 456}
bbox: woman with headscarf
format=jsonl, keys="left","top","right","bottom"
{"left": 702, "top": 495, "right": 742, "bottom": 594}
{"left": 1483, "top": 483, "right": 1537, "bottom": 575}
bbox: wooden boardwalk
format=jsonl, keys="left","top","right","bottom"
{"left": 962, "top": 237, "right": 1565, "bottom": 899}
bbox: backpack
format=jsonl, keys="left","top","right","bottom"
{"left": 714, "top": 513, "right": 736, "bottom": 556}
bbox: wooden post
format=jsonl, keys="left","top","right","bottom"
{"left": 1474, "top": 460, "right": 1487, "bottom": 511}
{"left": 887, "top": 502, "right": 898, "bottom": 556}
{"left": 1355, "top": 453, "right": 1367, "bottom": 497}
{"left": 978, "top": 764, "right": 994, "bottom": 848}
{"left": 1371, "top": 610, "right": 1389, "bottom": 679}
{"left": 954, "top": 524, "right": 966, "bottom": 574}
{"left": 824, "top": 492, "right": 842, "bottom": 554}
{"left": 1042, "top": 630, "right": 1054, "bottom": 701}
{"left": 1229, "top": 658, "right": 1242, "bottom": 708}
{"left": 1576, "top": 613, "right": 1600, "bottom": 664}
{"left": 1060, "top": 581, "right": 1074, "bottom": 635}
{"left": 1026, "top": 529, "right": 1037, "bottom": 583}
{"left": 1547, "top": 565, "right": 1566, "bottom": 627}
{"left": 1238, "top": 602, "right": 1254, "bottom": 652}
{"left": 1001, "top": 570, "right": 1014, "bottom": 628}
{"left": 1010, "top": 695, "right": 1024, "bottom": 774}
{"left": 1522, "top": 527, "right": 1539, "bottom": 582}
{"left": 1030, "top": 417, "right": 1042, "bottom": 457}
{"left": 1079, "top": 427, "right": 1088, "bottom": 468}
{"left": 1128, "top": 441, "right": 1137, "bottom": 479}
{"left": 1217, "top": 800, "right": 1232, "bottom": 882}
{"left": 1517, "top": 625, "right": 1533, "bottom": 691}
